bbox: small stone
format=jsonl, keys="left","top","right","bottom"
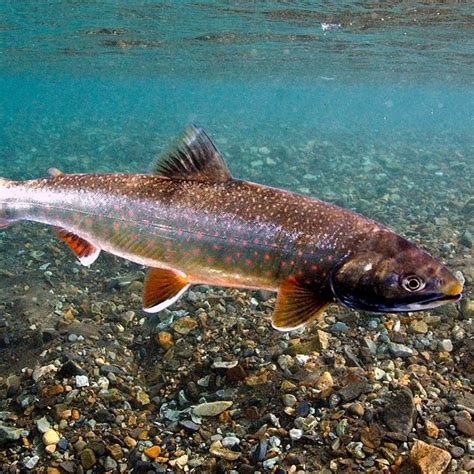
{"left": 193, "top": 400, "right": 233, "bottom": 417}
{"left": 409, "top": 440, "right": 451, "bottom": 474}
{"left": 156, "top": 331, "right": 173, "bottom": 349}
{"left": 56, "top": 360, "right": 86, "bottom": 378}
{"left": 75, "top": 375, "right": 89, "bottom": 388}
{"left": 222, "top": 436, "right": 240, "bottom": 448}
{"left": 347, "top": 441, "right": 365, "bottom": 459}
{"left": 24, "top": 455, "right": 40, "bottom": 470}
{"left": 124, "top": 436, "right": 137, "bottom": 448}
{"left": 460, "top": 229, "right": 473, "bottom": 248}
{"left": 450, "top": 446, "right": 464, "bottom": 458}
{"left": 425, "top": 420, "right": 439, "bottom": 438}
{"left": 289, "top": 428, "right": 303, "bottom": 441}
{"left": 330, "top": 322, "right": 349, "bottom": 333}
{"left": 410, "top": 320, "right": 429, "bottom": 334}
{"left": 136, "top": 389, "right": 150, "bottom": 405}
{"left": 252, "top": 440, "right": 268, "bottom": 462}
{"left": 180, "top": 420, "right": 200, "bottom": 432}
{"left": 36, "top": 416, "right": 51, "bottom": 433}
{"left": 80, "top": 448, "right": 97, "bottom": 469}
{"left": 438, "top": 339, "right": 453, "bottom": 352}
{"left": 295, "top": 401, "right": 311, "bottom": 417}
{"left": 383, "top": 388, "right": 415, "bottom": 438}
{"left": 226, "top": 364, "right": 247, "bottom": 382}
{"left": 348, "top": 402, "right": 365, "bottom": 417}
{"left": 454, "top": 414, "right": 474, "bottom": 437}
{"left": 144, "top": 445, "right": 162, "bottom": 459}
{"left": 43, "top": 429, "right": 60, "bottom": 446}
{"left": 282, "top": 394, "right": 297, "bottom": 407}
{"left": 315, "top": 371, "right": 333, "bottom": 391}
{"left": 209, "top": 440, "right": 240, "bottom": 461}
{"left": 388, "top": 342, "right": 413, "bottom": 358}
{"left": 32, "top": 364, "right": 56, "bottom": 382}
{"left": 107, "top": 443, "right": 124, "bottom": 460}
{"left": 172, "top": 316, "right": 197, "bottom": 335}
{"left": 104, "top": 457, "right": 118, "bottom": 471}
{"left": 339, "top": 380, "right": 369, "bottom": 402}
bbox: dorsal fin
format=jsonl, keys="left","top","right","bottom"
{"left": 152, "top": 125, "right": 232, "bottom": 182}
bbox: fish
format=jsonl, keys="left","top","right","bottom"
{"left": 0, "top": 125, "right": 463, "bottom": 331}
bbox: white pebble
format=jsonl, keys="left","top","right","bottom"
{"left": 289, "top": 428, "right": 303, "bottom": 441}
{"left": 75, "top": 375, "right": 89, "bottom": 388}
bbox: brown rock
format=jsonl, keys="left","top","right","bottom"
{"left": 144, "top": 445, "right": 161, "bottom": 459}
{"left": 156, "top": 331, "right": 173, "bottom": 349}
{"left": 383, "top": 388, "right": 415, "bottom": 438}
{"left": 226, "top": 364, "right": 247, "bottom": 382}
{"left": 107, "top": 443, "right": 124, "bottom": 460}
{"left": 409, "top": 440, "right": 451, "bottom": 474}
{"left": 172, "top": 316, "right": 197, "bottom": 335}
{"left": 424, "top": 420, "right": 439, "bottom": 439}
{"left": 454, "top": 414, "right": 474, "bottom": 437}
{"left": 79, "top": 448, "right": 97, "bottom": 470}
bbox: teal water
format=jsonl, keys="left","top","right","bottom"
{"left": 0, "top": 1, "right": 473, "bottom": 237}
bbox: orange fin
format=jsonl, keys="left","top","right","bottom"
{"left": 143, "top": 267, "right": 190, "bottom": 313}
{"left": 272, "top": 277, "right": 328, "bottom": 331}
{"left": 54, "top": 228, "right": 100, "bottom": 267}
{"left": 48, "top": 167, "right": 64, "bottom": 177}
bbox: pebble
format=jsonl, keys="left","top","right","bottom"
{"left": 172, "top": 316, "right": 197, "bottom": 335}
{"left": 209, "top": 440, "right": 241, "bottom": 461}
{"left": 347, "top": 442, "right": 365, "bottom": 459}
{"left": 438, "top": 339, "right": 453, "bottom": 352}
{"left": 192, "top": 400, "right": 233, "bottom": 417}
{"left": 144, "top": 445, "right": 161, "bottom": 459}
{"left": 410, "top": 320, "right": 429, "bottom": 334}
{"left": 42, "top": 429, "right": 60, "bottom": 445}
{"left": 104, "top": 456, "right": 118, "bottom": 471}
{"left": 36, "top": 416, "right": 51, "bottom": 433}
{"left": 222, "top": 436, "right": 240, "bottom": 448}
{"left": 289, "top": 428, "right": 303, "bottom": 441}
{"left": 388, "top": 342, "right": 414, "bottom": 358}
{"left": 383, "top": 388, "right": 415, "bottom": 438}
{"left": 75, "top": 375, "right": 89, "bottom": 388}
{"left": 80, "top": 448, "right": 97, "bottom": 469}
{"left": 454, "top": 414, "right": 474, "bottom": 437}
{"left": 409, "top": 440, "right": 451, "bottom": 474}
{"left": 282, "top": 394, "right": 297, "bottom": 407}
{"left": 24, "top": 455, "right": 40, "bottom": 470}
{"left": 348, "top": 402, "right": 365, "bottom": 417}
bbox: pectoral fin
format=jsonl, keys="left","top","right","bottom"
{"left": 54, "top": 228, "right": 100, "bottom": 267}
{"left": 143, "top": 267, "right": 190, "bottom": 313}
{"left": 272, "top": 277, "right": 328, "bottom": 331}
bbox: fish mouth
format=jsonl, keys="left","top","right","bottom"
{"left": 337, "top": 291, "right": 462, "bottom": 313}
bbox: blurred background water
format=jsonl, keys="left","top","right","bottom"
{"left": 0, "top": 1, "right": 473, "bottom": 237}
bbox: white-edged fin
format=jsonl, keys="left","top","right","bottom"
{"left": 272, "top": 276, "right": 329, "bottom": 331}
{"left": 54, "top": 228, "right": 101, "bottom": 267}
{"left": 144, "top": 283, "right": 191, "bottom": 313}
{"left": 143, "top": 267, "right": 191, "bottom": 313}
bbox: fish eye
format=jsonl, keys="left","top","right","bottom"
{"left": 401, "top": 275, "right": 425, "bottom": 292}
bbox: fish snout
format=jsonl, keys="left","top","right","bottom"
{"left": 442, "top": 278, "right": 463, "bottom": 299}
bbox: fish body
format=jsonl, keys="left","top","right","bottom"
{"left": 0, "top": 126, "right": 462, "bottom": 330}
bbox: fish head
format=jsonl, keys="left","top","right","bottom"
{"left": 329, "top": 232, "right": 462, "bottom": 313}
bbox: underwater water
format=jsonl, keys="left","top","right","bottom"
{"left": 0, "top": 1, "right": 473, "bottom": 473}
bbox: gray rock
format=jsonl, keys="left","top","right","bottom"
{"left": 24, "top": 455, "right": 40, "bottom": 470}
{"left": 460, "top": 229, "right": 473, "bottom": 248}
{"left": 383, "top": 388, "right": 415, "bottom": 438}
{"left": 104, "top": 456, "right": 118, "bottom": 471}
{"left": 36, "top": 416, "right": 51, "bottom": 434}
{"left": 222, "top": 436, "right": 240, "bottom": 448}
{"left": 0, "top": 423, "right": 23, "bottom": 445}
{"left": 289, "top": 428, "right": 303, "bottom": 440}
{"left": 192, "top": 401, "right": 233, "bottom": 417}
{"left": 439, "top": 339, "right": 453, "bottom": 352}
{"left": 388, "top": 342, "right": 413, "bottom": 358}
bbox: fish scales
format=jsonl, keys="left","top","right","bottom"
{"left": 0, "top": 125, "right": 462, "bottom": 330}
{"left": 5, "top": 173, "right": 375, "bottom": 290}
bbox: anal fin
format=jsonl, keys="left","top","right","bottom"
{"left": 143, "top": 267, "right": 190, "bottom": 313}
{"left": 54, "top": 228, "right": 100, "bottom": 267}
{"left": 272, "top": 276, "right": 328, "bottom": 331}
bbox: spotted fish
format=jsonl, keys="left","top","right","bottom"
{"left": 0, "top": 126, "right": 463, "bottom": 330}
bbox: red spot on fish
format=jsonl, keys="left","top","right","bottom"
{"left": 143, "top": 219, "right": 150, "bottom": 225}
{"left": 207, "top": 257, "right": 214, "bottom": 264}
{"left": 113, "top": 223, "right": 120, "bottom": 231}
{"left": 183, "top": 251, "right": 190, "bottom": 257}
{"left": 64, "top": 217, "right": 71, "bottom": 224}
{"left": 131, "top": 234, "right": 137, "bottom": 240}
{"left": 282, "top": 262, "right": 287, "bottom": 268}
{"left": 197, "top": 231, "right": 203, "bottom": 239}
{"left": 311, "top": 265, "right": 318, "bottom": 271}
{"left": 290, "top": 260, "right": 295, "bottom": 266}
{"left": 165, "top": 241, "right": 173, "bottom": 248}
{"left": 253, "top": 238, "right": 259, "bottom": 244}
{"left": 225, "top": 256, "right": 232, "bottom": 264}
{"left": 264, "top": 271, "right": 272, "bottom": 277}
{"left": 242, "top": 240, "right": 247, "bottom": 246}
{"left": 245, "top": 259, "right": 253, "bottom": 266}
{"left": 235, "top": 252, "right": 241, "bottom": 258}
{"left": 213, "top": 244, "right": 219, "bottom": 250}
{"left": 264, "top": 254, "right": 270, "bottom": 261}
{"left": 102, "top": 228, "right": 109, "bottom": 236}
{"left": 128, "top": 210, "right": 134, "bottom": 218}
{"left": 85, "top": 218, "right": 92, "bottom": 226}
{"left": 327, "top": 255, "right": 333, "bottom": 262}
{"left": 97, "top": 215, "right": 103, "bottom": 221}
{"left": 177, "top": 228, "right": 183, "bottom": 236}
{"left": 193, "top": 248, "right": 200, "bottom": 256}
{"left": 114, "top": 204, "right": 120, "bottom": 211}
{"left": 254, "top": 251, "right": 258, "bottom": 256}
{"left": 147, "top": 240, "right": 154, "bottom": 247}
{"left": 73, "top": 213, "right": 80, "bottom": 221}
{"left": 297, "top": 250, "right": 303, "bottom": 256}
{"left": 229, "top": 237, "right": 235, "bottom": 243}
